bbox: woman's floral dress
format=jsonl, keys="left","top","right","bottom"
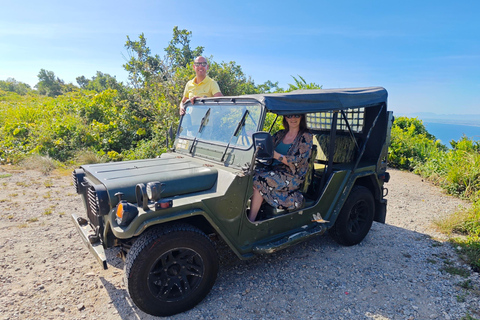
{"left": 253, "top": 130, "right": 313, "bottom": 210}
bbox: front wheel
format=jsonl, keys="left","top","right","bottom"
{"left": 124, "top": 224, "right": 219, "bottom": 317}
{"left": 329, "top": 186, "right": 375, "bottom": 246}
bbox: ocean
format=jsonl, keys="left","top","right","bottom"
{"left": 423, "top": 122, "right": 480, "bottom": 146}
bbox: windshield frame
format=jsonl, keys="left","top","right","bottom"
{"left": 176, "top": 101, "right": 263, "bottom": 151}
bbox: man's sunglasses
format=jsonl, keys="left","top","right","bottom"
{"left": 194, "top": 62, "right": 208, "bottom": 67}
{"left": 285, "top": 114, "right": 301, "bottom": 119}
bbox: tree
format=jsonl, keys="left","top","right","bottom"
{"left": 35, "top": 69, "right": 63, "bottom": 97}
{"left": 286, "top": 75, "right": 322, "bottom": 92}
{"left": 0, "top": 78, "right": 32, "bottom": 95}
{"left": 123, "top": 33, "right": 163, "bottom": 88}
{"left": 207, "top": 60, "right": 258, "bottom": 96}
{"left": 164, "top": 26, "right": 204, "bottom": 68}
{"left": 119, "top": 27, "right": 300, "bottom": 159}
{"left": 256, "top": 80, "right": 283, "bottom": 94}
{"left": 76, "top": 76, "right": 89, "bottom": 89}
{"left": 76, "top": 72, "right": 124, "bottom": 93}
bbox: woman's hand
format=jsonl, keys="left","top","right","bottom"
{"left": 273, "top": 151, "right": 285, "bottom": 164}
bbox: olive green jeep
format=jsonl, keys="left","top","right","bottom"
{"left": 72, "top": 87, "right": 392, "bottom": 316}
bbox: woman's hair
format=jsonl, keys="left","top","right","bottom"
{"left": 282, "top": 114, "right": 308, "bottom": 133}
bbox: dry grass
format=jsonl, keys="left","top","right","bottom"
{"left": 434, "top": 208, "right": 472, "bottom": 235}
{"left": 19, "top": 155, "right": 58, "bottom": 175}
{"left": 74, "top": 150, "right": 107, "bottom": 165}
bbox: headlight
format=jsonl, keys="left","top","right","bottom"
{"left": 146, "top": 181, "right": 164, "bottom": 201}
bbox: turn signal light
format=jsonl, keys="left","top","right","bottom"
{"left": 115, "top": 201, "right": 138, "bottom": 226}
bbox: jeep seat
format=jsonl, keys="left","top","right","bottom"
{"left": 300, "top": 144, "right": 317, "bottom": 194}
{"left": 315, "top": 134, "right": 356, "bottom": 163}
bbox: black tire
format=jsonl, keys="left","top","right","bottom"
{"left": 124, "top": 224, "right": 219, "bottom": 317}
{"left": 329, "top": 186, "right": 375, "bottom": 246}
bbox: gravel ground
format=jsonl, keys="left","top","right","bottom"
{"left": 0, "top": 166, "right": 479, "bottom": 320}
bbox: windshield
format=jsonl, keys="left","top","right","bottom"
{"left": 178, "top": 103, "right": 262, "bottom": 148}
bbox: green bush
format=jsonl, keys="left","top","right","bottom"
{"left": 0, "top": 89, "right": 174, "bottom": 164}
{"left": 388, "top": 117, "right": 447, "bottom": 170}
{"left": 389, "top": 116, "right": 480, "bottom": 271}
{"left": 416, "top": 136, "right": 480, "bottom": 199}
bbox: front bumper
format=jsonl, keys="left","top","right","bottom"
{"left": 71, "top": 213, "right": 107, "bottom": 269}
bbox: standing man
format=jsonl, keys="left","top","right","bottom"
{"left": 179, "top": 56, "right": 223, "bottom": 115}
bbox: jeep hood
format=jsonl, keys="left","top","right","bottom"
{"left": 80, "top": 155, "right": 218, "bottom": 206}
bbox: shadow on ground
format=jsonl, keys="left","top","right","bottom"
{"left": 98, "top": 222, "right": 479, "bottom": 320}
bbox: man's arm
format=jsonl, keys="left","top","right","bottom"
{"left": 187, "top": 92, "right": 222, "bottom": 108}
{"left": 179, "top": 96, "right": 189, "bottom": 115}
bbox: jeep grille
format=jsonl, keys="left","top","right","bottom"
{"left": 87, "top": 186, "right": 101, "bottom": 226}
{"left": 72, "top": 171, "right": 79, "bottom": 193}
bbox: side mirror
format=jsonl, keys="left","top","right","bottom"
{"left": 252, "top": 131, "right": 273, "bottom": 160}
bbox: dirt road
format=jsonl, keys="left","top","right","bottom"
{"left": 0, "top": 167, "right": 478, "bottom": 320}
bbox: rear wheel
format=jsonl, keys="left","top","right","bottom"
{"left": 124, "top": 224, "right": 218, "bottom": 316}
{"left": 329, "top": 186, "right": 375, "bottom": 246}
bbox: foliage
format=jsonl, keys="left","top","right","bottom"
{"left": 208, "top": 60, "right": 258, "bottom": 96}
{"left": 122, "top": 131, "right": 169, "bottom": 160}
{"left": 118, "top": 28, "right": 283, "bottom": 160}
{"left": 454, "top": 234, "right": 480, "bottom": 272}
{"left": 263, "top": 113, "right": 284, "bottom": 134}
{"left": 388, "top": 116, "right": 480, "bottom": 201}
{"left": 286, "top": 75, "right": 322, "bottom": 92}
{"left": 122, "top": 32, "right": 183, "bottom": 155}
{"left": 388, "top": 116, "right": 447, "bottom": 170}
{"left": 165, "top": 26, "right": 204, "bottom": 69}
{"left": 415, "top": 135, "right": 480, "bottom": 199}
{"left": 123, "top": 33, "right": 164, "bottom": 89}
{"left": 35, "top": 69, "right": 64, "bottom": 97}
{"left": 76, "top": 71, "right": 125, "bottom": 93}
{"left": 441, "top": 200, "right": 480, "bottom": 272}
{"left": 0, "top": 78, "right": 32, "bottom": 95}
{"left": 389, "top": 116, "right": 480, "bottom": 271}
{"left": 256, "top": 80, "right": 283, "bottom": 93}
{"left": 0, "top": 89, "right": 27, "bottom": 102}
{"left": 1, "top": 27, "right": 304, "bottom": 168}
{"left": 0, "top": 90, "right": 152, "bottom": 163}
{"left": 3, "top": 28, "right": 263, "bottom": 165}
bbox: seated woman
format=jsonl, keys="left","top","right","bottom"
{"left": 248, "top": 114, "right": 313, "bottom": 222}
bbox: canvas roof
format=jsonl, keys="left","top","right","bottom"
{"left": 201, "top": 87, "right": 388, "bottom": 115}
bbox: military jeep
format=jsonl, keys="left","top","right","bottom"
{"left": 72, "top": 87, "right": 392, "bottom": 316}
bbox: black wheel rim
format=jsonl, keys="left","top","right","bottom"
{"left": 147, "top": 248, "right": 205, "bottom": 302}
{"left": 347, "top": 200, "right": 370, "bottom": 235}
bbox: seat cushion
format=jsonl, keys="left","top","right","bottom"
{"left": 314, "top": 134, "right": 356, "bottom": 163}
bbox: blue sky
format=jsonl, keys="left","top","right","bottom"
{"left": 1, "top": 0, "right": 479, "bottom": 115}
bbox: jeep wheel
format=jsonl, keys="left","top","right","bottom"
{"left": 329, "top": 186, "right": 375, "bottom": 246}
{"left": 124, "top": 224, "right": 219, "bottom": 317}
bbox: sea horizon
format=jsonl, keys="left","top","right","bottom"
{"left": 394, "top": 112, "right": 480, "bottom": 146}
{"left": 423, "top": 121, "right": 480, "bottom": 146}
